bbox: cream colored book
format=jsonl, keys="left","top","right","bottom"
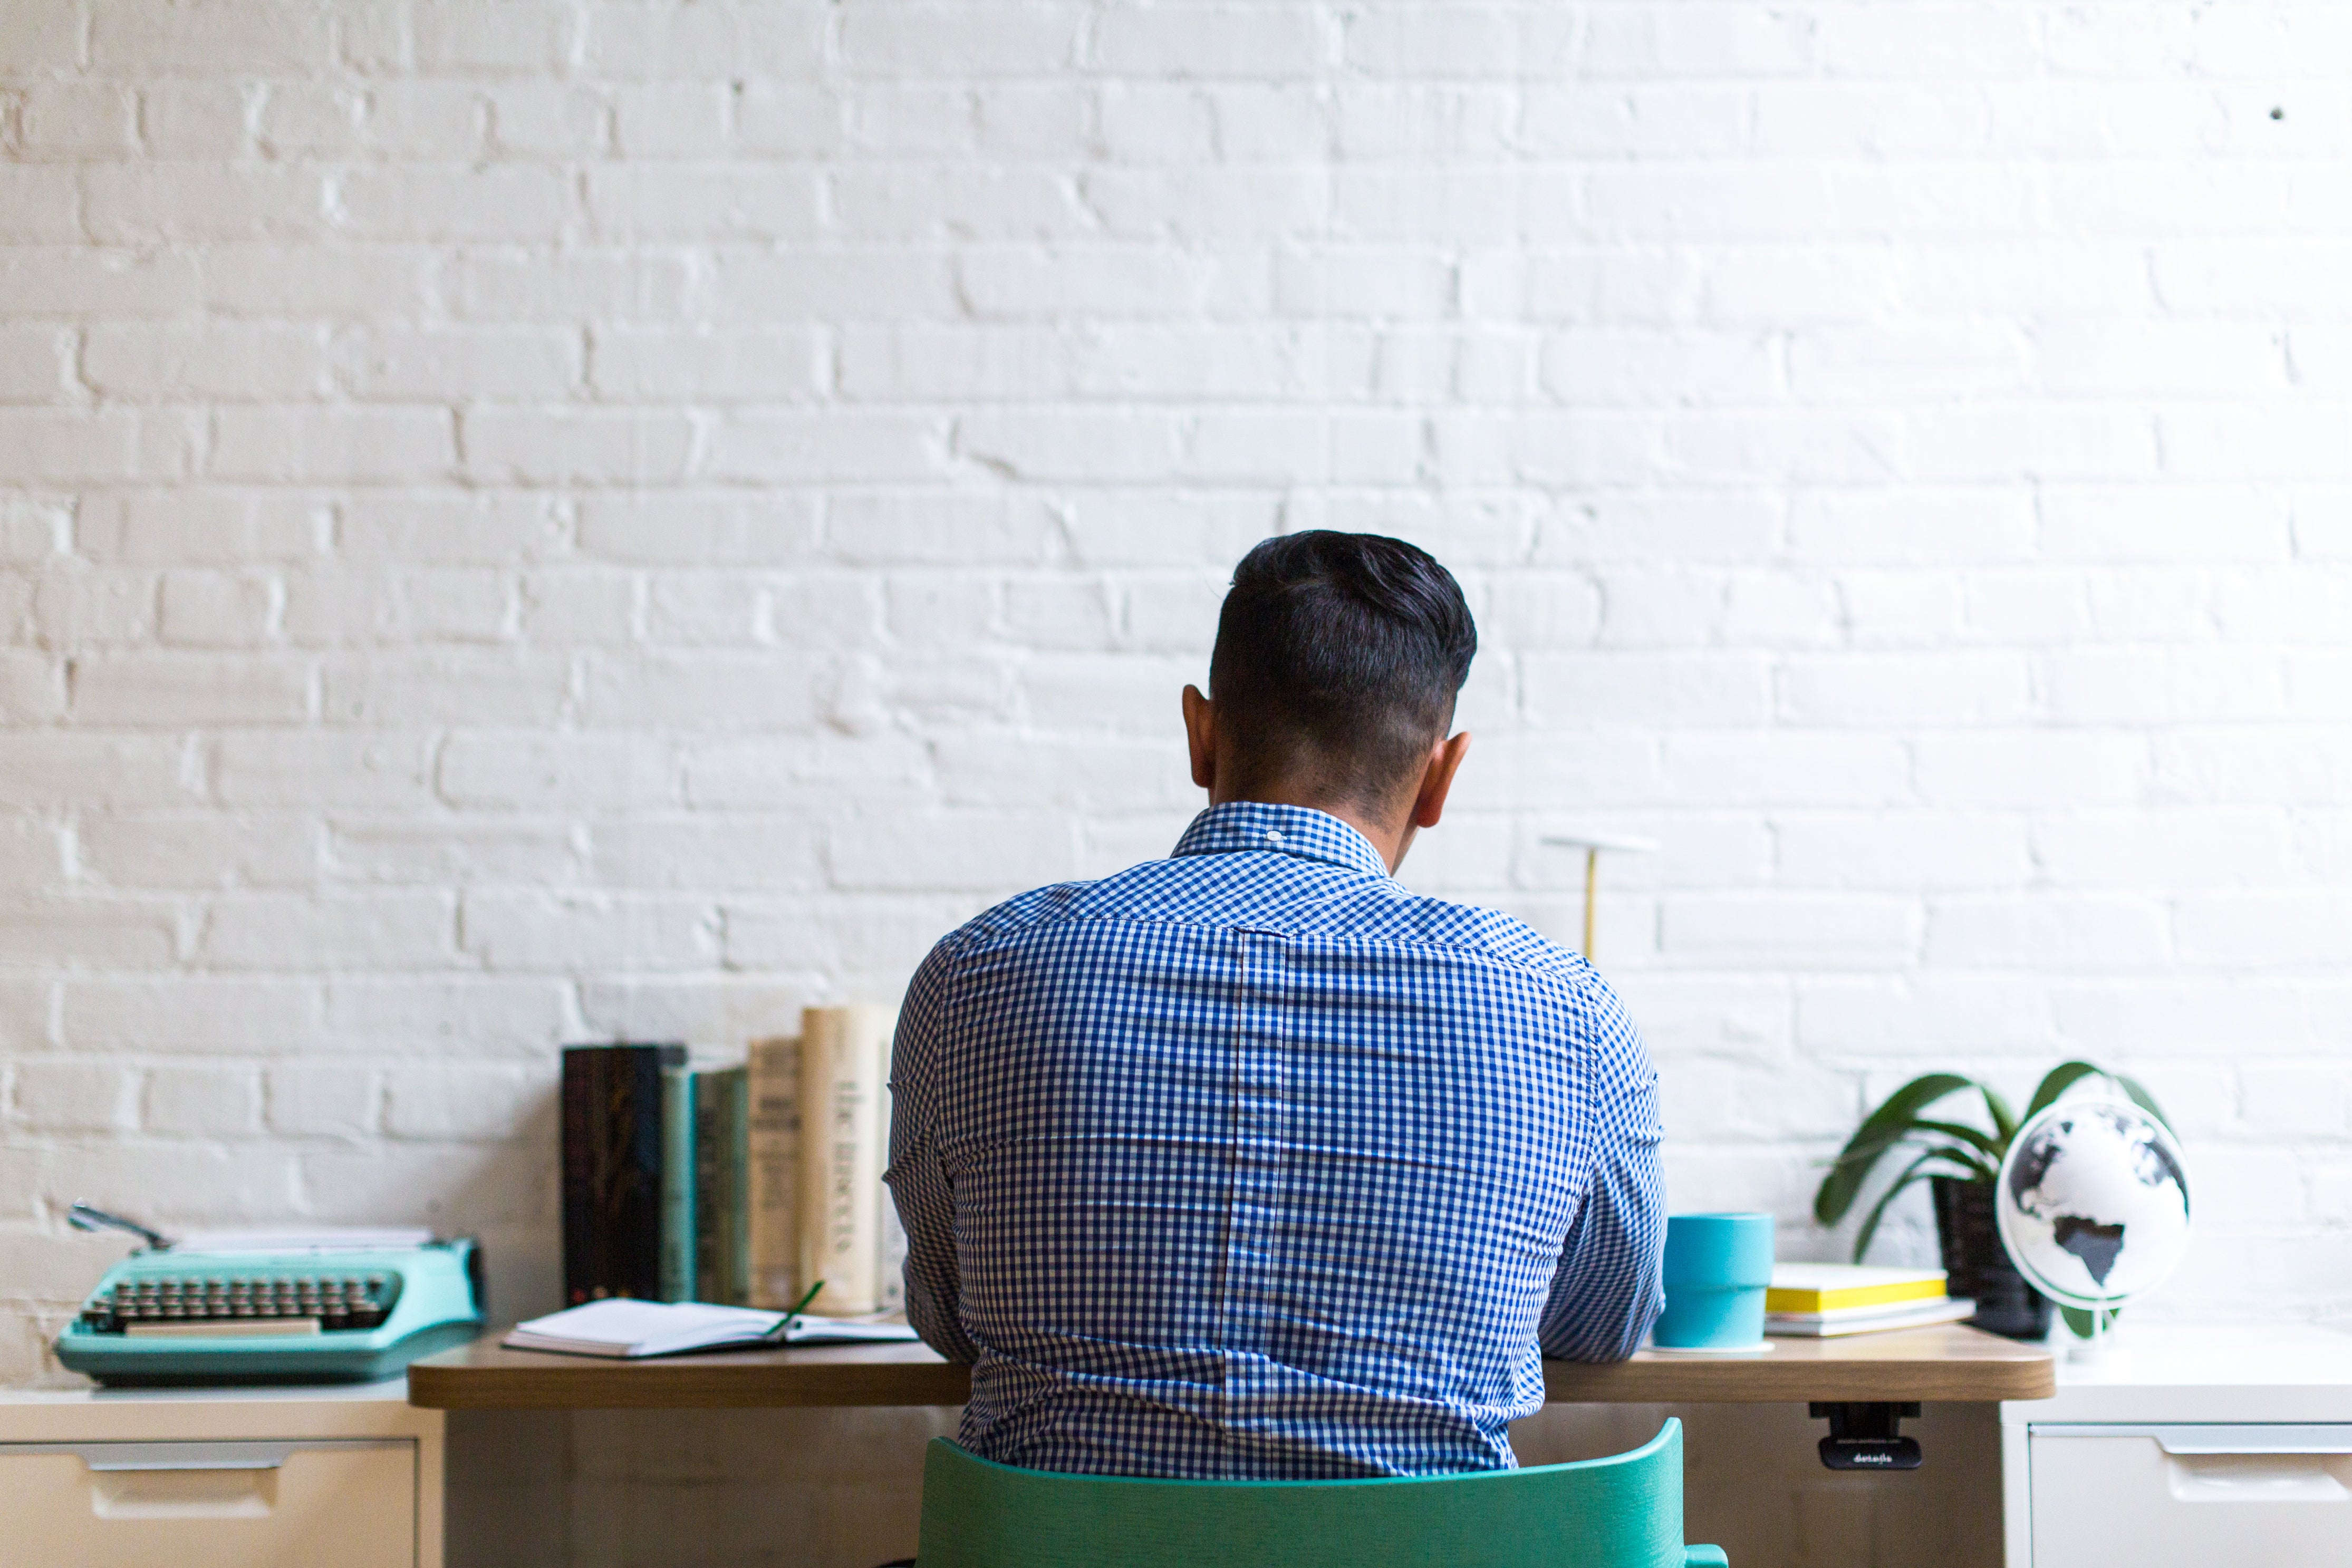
{"left": 746, "top": 1034, "right": 802, "bottom": 1310}
{"left": 878, "top": 1061, "right": 907, "bottom": 1313}
{"left": 797, "top": 1005, "right": 894, "bottom": 1317}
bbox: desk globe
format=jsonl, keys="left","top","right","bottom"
{"left": 1994, "top": 1097, "right": 2191, "bottom": 1357}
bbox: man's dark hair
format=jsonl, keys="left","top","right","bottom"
{"left": 1208, "top": 531, "right": 1476, "bottom": 811}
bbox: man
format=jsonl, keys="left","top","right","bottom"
{"left": 885, "top": 531, "right": 1665, "bottom": 1480}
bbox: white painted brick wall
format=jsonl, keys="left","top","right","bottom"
{"left": 4, "top": 2, "right": 2352, "bottom": 1421}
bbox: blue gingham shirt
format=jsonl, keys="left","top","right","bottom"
{"left": 884, "top": 801, "right": 1665, "bottom": 1479}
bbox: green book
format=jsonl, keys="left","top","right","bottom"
{"left": 659, "top": 1067, "right": 697, "bottom": 1302}
{"left": 695, "top": 1066, "right": 750, "bottom": 1305}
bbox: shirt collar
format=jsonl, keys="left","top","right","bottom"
{"left": 1171, "top": 801, "right": 1392, "bottom": 879}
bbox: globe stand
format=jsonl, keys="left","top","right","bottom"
{"left": 2066, "top": 1304, "right": 2123, "bottom": 1364}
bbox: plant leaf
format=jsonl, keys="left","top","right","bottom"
{"left": 1850, "top": 1149, "right": 1981, "bottom": 1263}
{"left": 2025, "top": 1060, "right": 2106, "bottom": 1124}
{"left": 2113, "top": 1072, "right": 2174, "bottom": 1136}
{"left": 1913, "top": 1118, "right": 2006, "bottom": 1160}
{"left": 1815, "top": 1072, "right": 1981, "bottom": 1226}
{"left": 1980, "top": 1084, "right": 2018, "bottom": 1146}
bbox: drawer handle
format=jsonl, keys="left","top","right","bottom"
{"left": 71, "top": 1443, "right": 290, "bottom": 1472}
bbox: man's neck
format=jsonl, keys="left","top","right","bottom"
{"left": 1210, "top": 788, "right": 1413, "bottom": 875}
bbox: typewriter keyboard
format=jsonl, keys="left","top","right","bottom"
{"left": 79, "top": 1273, "right": 401, "bottom": 1334}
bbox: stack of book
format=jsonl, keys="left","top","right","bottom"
{"left": 1762, "top": 1264, "right": 1973, "bottom": 1338}
{"left": 560, "top": 1005, "right": 905, "bottom": 1318}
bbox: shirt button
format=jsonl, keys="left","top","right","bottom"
{"left": 1265, "top": 830, "right": 1283, "bottom": 844}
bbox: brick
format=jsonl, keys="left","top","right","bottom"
{"left": 384, "top": 1064, "right": 537, "bottom": 1140}
{"left": 0, "top": 247, "right": 204, "bottom": 316}
{"left": 1926, "top": 896, "right": 2171, "bottom": 970}
{"left": 323, "top": 652, "right": 573, "bottom": 725}
{"left": 484, "top": 83, "right": 604, "bottom": 157}
{"left": 80, "top": 814, "right": 319, "bottom": 890}
{"left": 413, "top": 1, "right": 582, "bottom": 74}
{"left": 328, "top": 820, "right": 580, "bottom": 886}
{"left": 580, "top": 651, "right": 824, "bottom": 729}
{"left": 199, "top": 244, "right": 435, "bottom": 317}
{"left": 338, "top": 167, "right": 574, "bottom": 241}
{"left": 215, "top": 732, "right": 437, "bottom": 809}
{"left": 1778, "top": 652, "right": 2035, "bottom": 726}
{"left": 62, "top": 977, "right": 322, "bottom": 1052}
{"left": 91, "top": 0, "right": 331, "bottom": 70}
{"left": 841, "top": 5, "right": 1081, "bottom": 76}
{"left": 444, "top": 250, "right": 691, "bottom": 322}
{"left": 145, "top": 1064, "right": 263, "bottom": 1136}
{"left": 577, "top": 496, "right": 820, "bottom": 565}
{"left": 323, "top": 977, "right": 575, "bottom": 1051}
{"left": 158, "top": 569, "right": 280, "bottom": 647}
{"left": 338, "top": 327, "right": 582, "bottom": 400}
{"left": 1094, "top": 8, "right": 1323, "bottom": 77}
{"left": 210, "top": 409, "right": 454, "bottom": 484}
{"left": 589, "top": 819, "right": 822, "bottom": 892}
{"left": 17, "top": 83, "right": 138, "bottom": 157}
{"left": 462, "top": 410, "right": 694, "bottom": 486}
{"left": 72, "top": 651, "right": 311, "bottom": 725}
{"left": 15, "top": 1061, "right": 138, "bottom": 1133}
{"left": 83, "top": 324, "right": 333, "bottom": 401}
{"left": 827, "top": 812, "right": 1081, "bottom": 892}
{"left": 591, "top": 327, "right": 821, "bottom": 401}
{"left": 438, "top": 732, "right": 678, "bottom": 811}
{"left": 582, "top": 3, "right": 823, "bottom": 79}
{"left": 702, "top": 412, "right": 943, "bottom": 483}
{"left": 138, "top": 81, "right": 257, "bottom": 157}
{"left": 265, "top": 1063, "right": 376, "bottom": 1138}
{"left": 203, "top": 893, "right": 456, "bottom": 971}
{"left": 585, "top": 166, "right": 822, "bottom": 240}
{"left": 1526, "top": 651, "right": 1771, "bottom": 727}
{"left": 83, "top": 164, "right": 329, "bottom": 243}
{"left": 460, "top": 892, "right": 717, "bottom": 971}
{"left": 0, "top": 905, "right": 179, "bottom": 967}
{"left": 0, "top": 410, "right": 197, "bottom": 483}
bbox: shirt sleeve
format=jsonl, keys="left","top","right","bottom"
{"left": 1536, "top": 991, "right": 1667, "bottom": 1362}
{"left": 883, "top": 933, "right": 980, "bottom": 1364}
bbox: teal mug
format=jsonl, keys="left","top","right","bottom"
{"left": 1654, "top": 1213, "right": 1775, "bottom": 1350}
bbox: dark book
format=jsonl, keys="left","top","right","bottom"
{"left": 694, "top": 1065, "right": 750, "bottom": 1305}
{"left": 561, "top": 1042, "right": 686, "bottom": 1307}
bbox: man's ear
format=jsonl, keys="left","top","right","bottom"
{"left": 1182, "top": 684, "right": 1217, "bottom": 791}
{"left": 1409, "top": 731, "right": 1472, "bottom": 830}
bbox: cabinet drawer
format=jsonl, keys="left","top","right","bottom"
{"left": 0, "top": 1438, "right": 416, "bottom": 1568}
{"left": 2031, "top": 1425, "right": 2352, "bottom": 1568}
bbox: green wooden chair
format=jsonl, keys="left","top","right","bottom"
{"left": 885, "top": 1417, "right": 1726, "bottom": 1568}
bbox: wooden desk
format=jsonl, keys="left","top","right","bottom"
{"left": 407, "top": 1324, "right": 2052, "bottom": 1411}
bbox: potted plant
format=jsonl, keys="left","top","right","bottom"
{"left": 1814, "top": 1060, "right": 2170, "bottom": 1340}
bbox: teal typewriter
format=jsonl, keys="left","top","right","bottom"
{"left": 53, "top": 1203, "right": 486, "bottom": 1387}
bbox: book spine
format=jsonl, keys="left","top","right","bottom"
{"left": 721, "top": 1067, "right": 751, "bottom": 1305}
{"left": 695, "top": 1065, "right": 749, "bottom": 1305}
{"left": 562, "top": 1043, "right": 683, "bottom": 1304}
{"left": 561, "top": 1048, "right": 598, "bottom": 1306}
{"left": 798, "top": 1005, "right": 893, "bottom": 1317}
{"left": 878, "top": 1057, "right": 905, "bottom": 1313}
{"left": 660, "top": 1066, "right": 696, "bottom": 1302}
{"left": 746, "top": 1034, "right": 801, "bottom": 1309}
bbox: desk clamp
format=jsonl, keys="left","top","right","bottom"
{"left": 1810, "top": 1402, "right": 1922, "bottom": 1471}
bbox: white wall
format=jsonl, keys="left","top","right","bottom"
{"left": 5, "top": 0, "right": 2350, "bottom": 1409}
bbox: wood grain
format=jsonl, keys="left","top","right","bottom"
{"left": 407, "top": 1324, "right": 2051, "bottom": 1410}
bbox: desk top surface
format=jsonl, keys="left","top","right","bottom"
{"left": 406, "top": 1323, "right": 2055, "bottom": 1410}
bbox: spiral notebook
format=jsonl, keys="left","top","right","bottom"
{"left": 504, "top": 1298, "right": 918, "bottom": 1359}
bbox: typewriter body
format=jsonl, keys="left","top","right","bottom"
{"left": 53, "top": 1208, "right": 485, "bottom": 1387}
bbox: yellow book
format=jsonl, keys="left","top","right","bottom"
{"left": 1765, "top": 1264, "right": 1947, "bottom": 1314}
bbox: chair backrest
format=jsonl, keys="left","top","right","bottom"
{"left": 914, "top": 1418, "right": 1694, "bottom": 1568}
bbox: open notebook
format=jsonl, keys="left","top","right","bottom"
{"left": 504, "top": 1299, "right": 920, "bottom": 1359}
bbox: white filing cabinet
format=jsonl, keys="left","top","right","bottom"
{"left": 2001, "top": 1322, "right": 2352, "bottom": 1567}
{"left": 0, "top": 1378, "right": 442, "bottom": 1568}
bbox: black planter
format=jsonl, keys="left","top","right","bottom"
{"left": 1930, "top": 1175, "right": 2052, "bottom": 1340}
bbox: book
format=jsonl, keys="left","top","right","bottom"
{"left": 562, "top": 1043, "right": 686, "bottom": 1306}
{"left": 1766, "top": 1296, "right": 1976, "bottom": 1339}
{"left": 503, "top": 1298, "right": 919, "bottom": 1359}
{"left": 695, "top": 1064, "right": 750, "bottom": 1305}
{"left": 659, "top": 1066, "right": 696, "bottom": 1302}
{"left": 878, "top": 1061, "right": 905, "bottom": 1313}
{"left": 798, "top": 1005, "right": 894, "bottom": 1317}
{"left": 1765, "top": 1264, "right": 1948, "bottom": 1315}
{"left": 746, "top": 1034, "right": 802, "bottom": 1309}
